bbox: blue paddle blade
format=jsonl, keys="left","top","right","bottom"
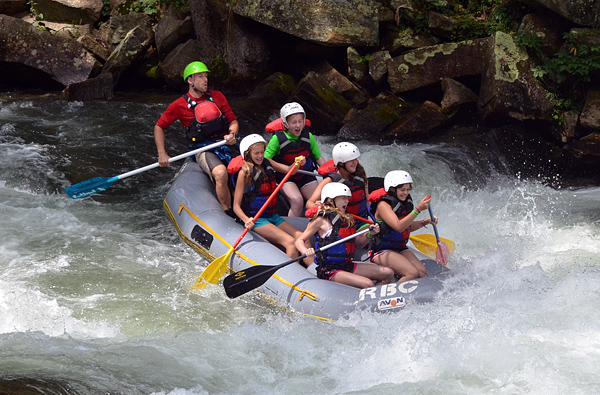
{"left": 65, "top": 176, "right": 117, "bottom": 199}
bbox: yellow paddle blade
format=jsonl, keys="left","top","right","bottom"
{"left": 410, "top": 234, "right": 456, "bottom": 258}
{"left": 192, "top": 248, "right": 234, "bottom": 291}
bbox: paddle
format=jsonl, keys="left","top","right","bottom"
{"left": 65, "top": 140, "right": 227, "bottom": 199}
{"left": 428, "top": 205, "right": 450, "bottom": 265}
{"left": 192, "top": 157, "right": 302, "bottom": 290}
{"left": 223, "top": 228, "right": 370, "bottom": 298}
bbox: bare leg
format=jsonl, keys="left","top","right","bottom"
{"left": 372, "top": 250, "right": 421, "bottom": 282}
{"left": 280, "top": 183, "right": 304, "bottom": 217}
{"left": 332, "top": 263, "right": 394, "bottom": 288}
{"left": 400, "top": 250, "right": 428, "bottom": 277}
{"left": 211, "top": 164, "right": 231, "bottom": 210}
{"left": 254, "top": 223, "right": 299, "bottom": 258}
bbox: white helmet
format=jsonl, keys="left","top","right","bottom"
{"left": 332, "top": 142, "right": 360, "bottom": 165}
{"left": 280, "top": 102, "right": 305, "bottom": 128}
{"left": 240, "top": 134, "right": 267, "bottom": 157}
{"left": 321, "top": 182, "right": 351, "bottom": 202}
{"left": 384, "top": 170, "right": 413, "bottom": 191}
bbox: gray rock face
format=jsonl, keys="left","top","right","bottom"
{"left": 0, "top": 15, "right": 97, "bottom": 86}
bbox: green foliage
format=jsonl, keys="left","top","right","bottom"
{"left": 394, "top": 0, "right": 533, "bottom": 41}
{"left": 357, "top": 55, "right": 373, "bottom": 64}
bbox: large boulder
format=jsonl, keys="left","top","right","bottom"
{"left": 0, "top": 0, "right": 27, "bottom": 14}
{"left": 154, "top": 8, "right": 194, "bottom": 60}
{"left": 0, "top": 15, "right": 97, "bottom": 86}
{"left": 387, "top": 37, "right": 490, "bottom": 93}
{"left": 580, "top": 88, "right": 600, "bottom": 132}
{"left": 440, "top": 78, "right": 478, "bottom": 113}
{"left": 288, "top": 71, "right": 354, "bottom": 136}
{"left": 532, "top": 0, "right": 600, "bottom": 28}
{"left": 33, "top": 0, "right": 103, "bottom": 25}
{"left": 234, "top": 0, "right": 379, "bottom": 46}
{"left": 478, "top": 31, "right": 554, "bottom": 123}
{"left": 62, "top": 73, "right": 113, "bottom": 101}
{"left": 101, "top": 24, "right": 154, "bottom": 86}
{"left": 188, "top": 0, "right": 270, "bottom": 84}
{"left": 337, "top": 92, "right": 412, "bottom": 141}
{"left": 385, "top": 100, "right": 450, "bottom": 140}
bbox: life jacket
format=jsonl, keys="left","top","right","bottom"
{"left": 239, "top": 163, "right": 278, "bottom": 217}
{"left": 314, "top": 210, "right": 355, "bottom": 267}
{"left": 265, "top": 117, "right": 311, "bottom": 133}
{"left": 184, "top": 92, "right": 229, "bottom": 145}
{"left": 368, "top": 188, "right": 413, "bottom": 251}
{"left": 327, "top": 173, "right": 367, "bottom": 218}
{"left": 272, "top": 128, "right": 315, "bottom": 180}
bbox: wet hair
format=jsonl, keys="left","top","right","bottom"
{"left": 336, "top": 161, "right": 368, "bottom": 191}
{"left": 241, "top": 142, "right": 266, "bottom": 185}
{"left": 312, "top": 198, "right": 355, "bottom": 226}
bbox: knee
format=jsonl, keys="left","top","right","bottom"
{"left": 287, "top": 194, "right": 304, "bottom": 209}
{"left": 212, "top": 167, "right": 227, "bottom": 183}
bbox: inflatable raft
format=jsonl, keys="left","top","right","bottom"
{"left": 163, "top": 159, "right": 450, "bottom": 321}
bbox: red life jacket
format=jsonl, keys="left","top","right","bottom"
{"left": 184, "top": 92, "right": 229, "bottom": 144}
{"left": 264, "top": 117, "right": 311, "bottom": 133}
{"left": 327, "top": 173, "right": 367, "bottom": 218}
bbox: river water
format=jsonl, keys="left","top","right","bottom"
{"left": 1, "top": 93, "right": 599, "bottom": 394}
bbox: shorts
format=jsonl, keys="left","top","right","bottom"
{"left": 196, "top": 151, "right": 225, "bottom": 180}
{"left": 369, "top": 247, "right": 408, "bottom": 262}
{"left": 253, "top": 213, "right": 286, "bottom": 228}
{"left": 281, "top": 173, "right": 318, "bottom": 190}
{"left": 316, "top": 262, "right": 357, "bottom": 281}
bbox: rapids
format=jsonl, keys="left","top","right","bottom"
{"left": 1, "top": 94, "right": 599, "bottom": 394}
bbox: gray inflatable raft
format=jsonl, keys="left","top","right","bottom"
{"left": 164, "top": 159, "right": 450, "bottom": 321}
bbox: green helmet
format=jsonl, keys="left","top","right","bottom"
{"left": 183, "top": 61, "right": 209, "bottom": 81}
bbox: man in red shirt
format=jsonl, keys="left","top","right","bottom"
{"left": 154, "top": 61, "right": 239, "bottom": 217}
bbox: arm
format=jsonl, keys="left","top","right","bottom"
{"left": 225, "top": 120, "right": 239, "bottom": 146}
{"left": 376, "top": 196, "right": 432, "bottom": 233}
{"left": 233, "top": 170, "right": 253, "bottom": 229}
{"left": 295, "top": 217, "right": 325, "bottom": 257}
{"left": 305, "top": 177, "right": 331, "bottom": 209}
{"left": 309, "top": 134, "right": 326, "bottom": 165}
{"left": 265, "top": 157, "right": 304, "bottom": 175}
{"left": 264, "top": 135, "right": 281, "bottom": 159}
{"left": 355, "top": 223, "right": 380, "bottom": 249}
{"left": 153, "top": 124, "right": 170, "bottom": 167}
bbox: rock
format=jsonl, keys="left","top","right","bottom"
{"left": 386, "top": 27, "right": 440, "bottom": 55}
{"left": 347, "top": 47, "right": 369, "bottom": 84}
{"left": 62, "top": 72, "right": 113, "bottom": 101}
{"left": 337, "top": 92, "right": 411, "bottom": 141}
{"left": 518, "top": 8, "right": 571, "bottom": 56}
{"left": 562, "top": 132, "right": 600, "bottom": 175}
{"left": 247, "top": 72, "right": 297, "bottom": 103}
{"left": 478, "top": 31, "right": 554, "bottom": 123}
{"left": 289, "top": 71, "right": 354, "bottom": 136}
{"left": 368, "top": 50, "right": 392, "bottom": 87}
{"left": 440, "top": 78, "right": 478, "bottom": 112}
{"left": 98, "top": 13, "right": 153, "bottom": 51}
{"left": 313, "top": 62, "right": 369, "bottom": 107}
{"left": 533, "top": 0, "right": 600, "bottom": 28}
{"left": 385, "top": 101, "right": 449, "bottom": 140}
{"left": 33, "top": 0, "right": 103, "bottom": 25}
{"left": 157, "top": 39, "right": 200, "bottom": 89}
{"left": 387, "top": 37, "right": 490, "bottom": 93}
{"left": 580, "top": 88, "right": 600, "bottom": 131}
{"left": 233, "top": 0, "right": 379, "bottom": 46}
{"left": 0, "top": 0, "right": 27, "bottom": 15}
{"left": 559, "top": 110, "right": 580, "bottom": 143}
{"left": 78, "top": 31, "right": 112, "bottom": 61}
{"left": 189, "top": 0, "right": 270, "bottom": 82}
{"left": 101, "top": 24, "right": 154, "bottom": 86}
{"left": 0, "top": 15, "right": 97, "bottom": 86}
{"left": 155, "top": 10, "right": 194, "bottom": 60}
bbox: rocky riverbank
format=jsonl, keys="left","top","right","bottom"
{"left": 0, "top": 0, "right": 599, "bottom": 183}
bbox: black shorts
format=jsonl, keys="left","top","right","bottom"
{"left": 283, "top": 173, "right": 318, "bottom": 190}
{"left": 316, "top": 262, "right": 357, "bottom": 281}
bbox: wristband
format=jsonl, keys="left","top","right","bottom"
{"left": 412, "top": 209, "right": 420, "bottom": 216}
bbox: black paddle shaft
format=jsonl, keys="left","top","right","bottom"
{"left": 223, "top": 228, "right": 370, "bottom": 298}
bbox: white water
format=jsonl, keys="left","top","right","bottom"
{"left": 1, "top": 96, "right": 599, "bottom": 394}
